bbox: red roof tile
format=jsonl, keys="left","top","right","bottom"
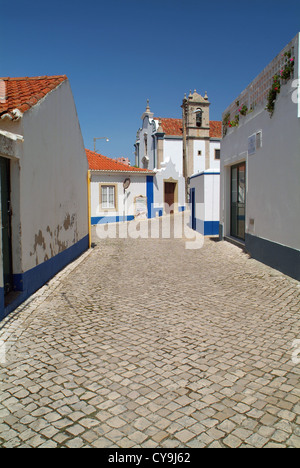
{"left": 155, "top": 117, "right": 222, "bottom": 138}
{"left": 86, "top": 149, "right": 153, "bottom": 173}
{"left": 155, "top": 117, "right": 183, "bottom": 136}
{"left": 0, "top": 75, "right": 68, "bottom": 120}
{"left": 209, "top": 121, "right": 222, "bottom": 139}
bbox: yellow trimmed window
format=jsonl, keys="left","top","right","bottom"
{"left": 101, "top": 185, "right": 116, "bottom": 209}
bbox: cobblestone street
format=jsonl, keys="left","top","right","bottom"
{"left": 0, "top": 221, "right": 299, "bottom": 448}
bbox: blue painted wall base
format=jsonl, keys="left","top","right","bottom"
{"left": 245, "top": 233, "right": 300, "bottom": 281}
{"left": 91, "top": 216, "right": 134, "bottom": 225}
{"left": 191, "top": 218, "right": 219, "bottom": 236}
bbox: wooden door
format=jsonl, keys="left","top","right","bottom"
{"left": 164, "top": 182, "right": 176, "bottom": 214}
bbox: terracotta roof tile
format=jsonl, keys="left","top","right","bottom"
{"left": 155, "top": 117, "right": 222, "bottom": 138}
{"left": 86, "top": 149, "right": 153, "bottom": 173}
{"left": 155, "top": 117, "right": 183, "bottom": 136}
{"left": 209, "top": 120, "right": 222, "bottom": 139}
{"left": 0, "top": 75, "right": 68, "bottom": 120}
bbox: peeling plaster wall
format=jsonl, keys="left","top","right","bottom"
{"left": 19, "top": 80, "right": 88, "bottom": 273}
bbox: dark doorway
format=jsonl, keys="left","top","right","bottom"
{"left": 190, "top": 188, "right": 196, "bottom": 230}
{"left": 230, "top": 162, "right": 246, "bottom": 241}
{"left": 0, "top": 157, "right": 13, "bottom": 295}
{"left": 164, "top": 182, "right": 176, "bottom": 214}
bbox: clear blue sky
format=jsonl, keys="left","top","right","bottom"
{"left": 1, "top": 0, "right": 299, "bottom": 163}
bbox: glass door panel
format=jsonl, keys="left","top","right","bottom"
{"left": 231, "top": 162, "right": 246, "bottom": 241}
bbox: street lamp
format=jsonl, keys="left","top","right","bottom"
{"left": 93, "top": 137, "right": 109, "bottom": 152}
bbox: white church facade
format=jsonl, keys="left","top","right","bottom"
{"left": 134, "top": 92, "right": 222, "bottom": 232}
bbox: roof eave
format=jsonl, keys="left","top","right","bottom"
{"left": 90, "top": 169, "right": 155, "bottom": 175}
{"left": 0, "top": 108, "right": 23, "bottom": 121}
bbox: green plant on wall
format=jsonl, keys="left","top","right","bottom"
{"left": 280, "top": 51, "right": 295, "bottom": 81}
{"left": 266, "top": 75, "right": 281, "bottom": 116}
{"left": 266, "top": 49, "right": 295, "bottom": 117}
{"left": 222, "top": 112, "right": 230, "bottom": 136}
{"left": 239, "top": 105, "right": 248, "bottom": 116}
{"left": 228, "top": 114, "right": 239, "bottom": 128}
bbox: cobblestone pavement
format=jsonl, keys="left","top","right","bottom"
{"left": 0, "top": 219, "right": 300, "bottom": 448}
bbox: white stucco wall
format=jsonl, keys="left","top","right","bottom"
{"left": 17, "top": 80, "right": 88, "bottom": 272}
{"left": 193, "top": 140, "right": 206, "bottom": 174}
{"left": 209, "top": 141, "right": 221, "bottom": 170}
{"left": 220, "top": 75, "right": 300, "bottom": 251}
{"left": 90, "top": 173, "right": 148, "bottom": 220}
{"left": 190, "top": 171, "right": 220, "bottom": 223}
{"left": 192, "top": 140, "right": 220, "bottom": 175}
{"left": 137, "top": 116, "right": 156, "bottom": 169}
{"left": 163, "top": 139, "right": 183, "bottom": 175}
{"left": 154, "top": 159, "right": 185, "bottom": 211}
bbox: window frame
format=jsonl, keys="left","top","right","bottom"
{"left": 99, "top": 183, "right": 118, "bottom": 211}
{"left": 256, "top": 131, "right": 262, "bottom": 150}
{"left": 214, "top": 148, "right": 221, "bottom": 160}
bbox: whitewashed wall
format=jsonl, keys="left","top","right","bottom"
{"left": 193, "top": 140, "right": 206, "bottom": 174}
{"left": 154, "top": 159, "right": 185, "bottom": 211}
{"left": 209, "top": 141, "right": 221, "bottom": 170}
{"left": 190, "top": 170, "right": 220, "bottom": 235}
{"left": 220, "top": 72, "right": 300, "bottom": 251}
{"left": 138, "top": 116, "right": 155, "bottom": 169}
{"left": 163, "top": 139, "right": 183, "bottom": 175}
{"left": 90, "top": 173, "right": 148, "bottom": 220}
{"left": 19, "top": 80, "right": 88, "bottom": 273}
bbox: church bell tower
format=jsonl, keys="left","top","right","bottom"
{"left": 182, "top": 90, "right": 211, "bottom": 183}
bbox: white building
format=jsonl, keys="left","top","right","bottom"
{"left": 134, "top": 101, "right": 185, "bottom": 215}
{"left": 134, "top": 94, "right": 222, "bottom": 222}
{"left": 189, "top": 169, "right": 220, "bottom": 236}
{"left": 220, "top": 33, "right": 300, "bottom": 280}
{"left": 0, "top": 75, "right": 89, "bottom": 319}
{"left": 86, "top": 149, "right": 155, "bottom": 224}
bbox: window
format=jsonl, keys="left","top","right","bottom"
{"left": 101, "top": 185, "right": 116, "bottom": 210}
{"left": 215, "top": 149, "right": 220, "bottom": 160}
{"left": 256, "top": 131, "right": 262, "bottom": 150}
{"left": 248, "top": 131, "right": 262, "bottom": 155}
{"left": 198, "top": 150, "right": 202, "bottom": 156}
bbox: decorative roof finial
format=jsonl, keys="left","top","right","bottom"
{"left": 204, "top": 91, "right": 208, "bottom": 100}
{"left": 157, "top": 120, "right": 163, "bottom": 133}
{"left": 146, "top": 99, "right": 151, "bottom": 112}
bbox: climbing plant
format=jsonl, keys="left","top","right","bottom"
{"left": 266, "top": 50, "right": 295, "bottom": 117}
